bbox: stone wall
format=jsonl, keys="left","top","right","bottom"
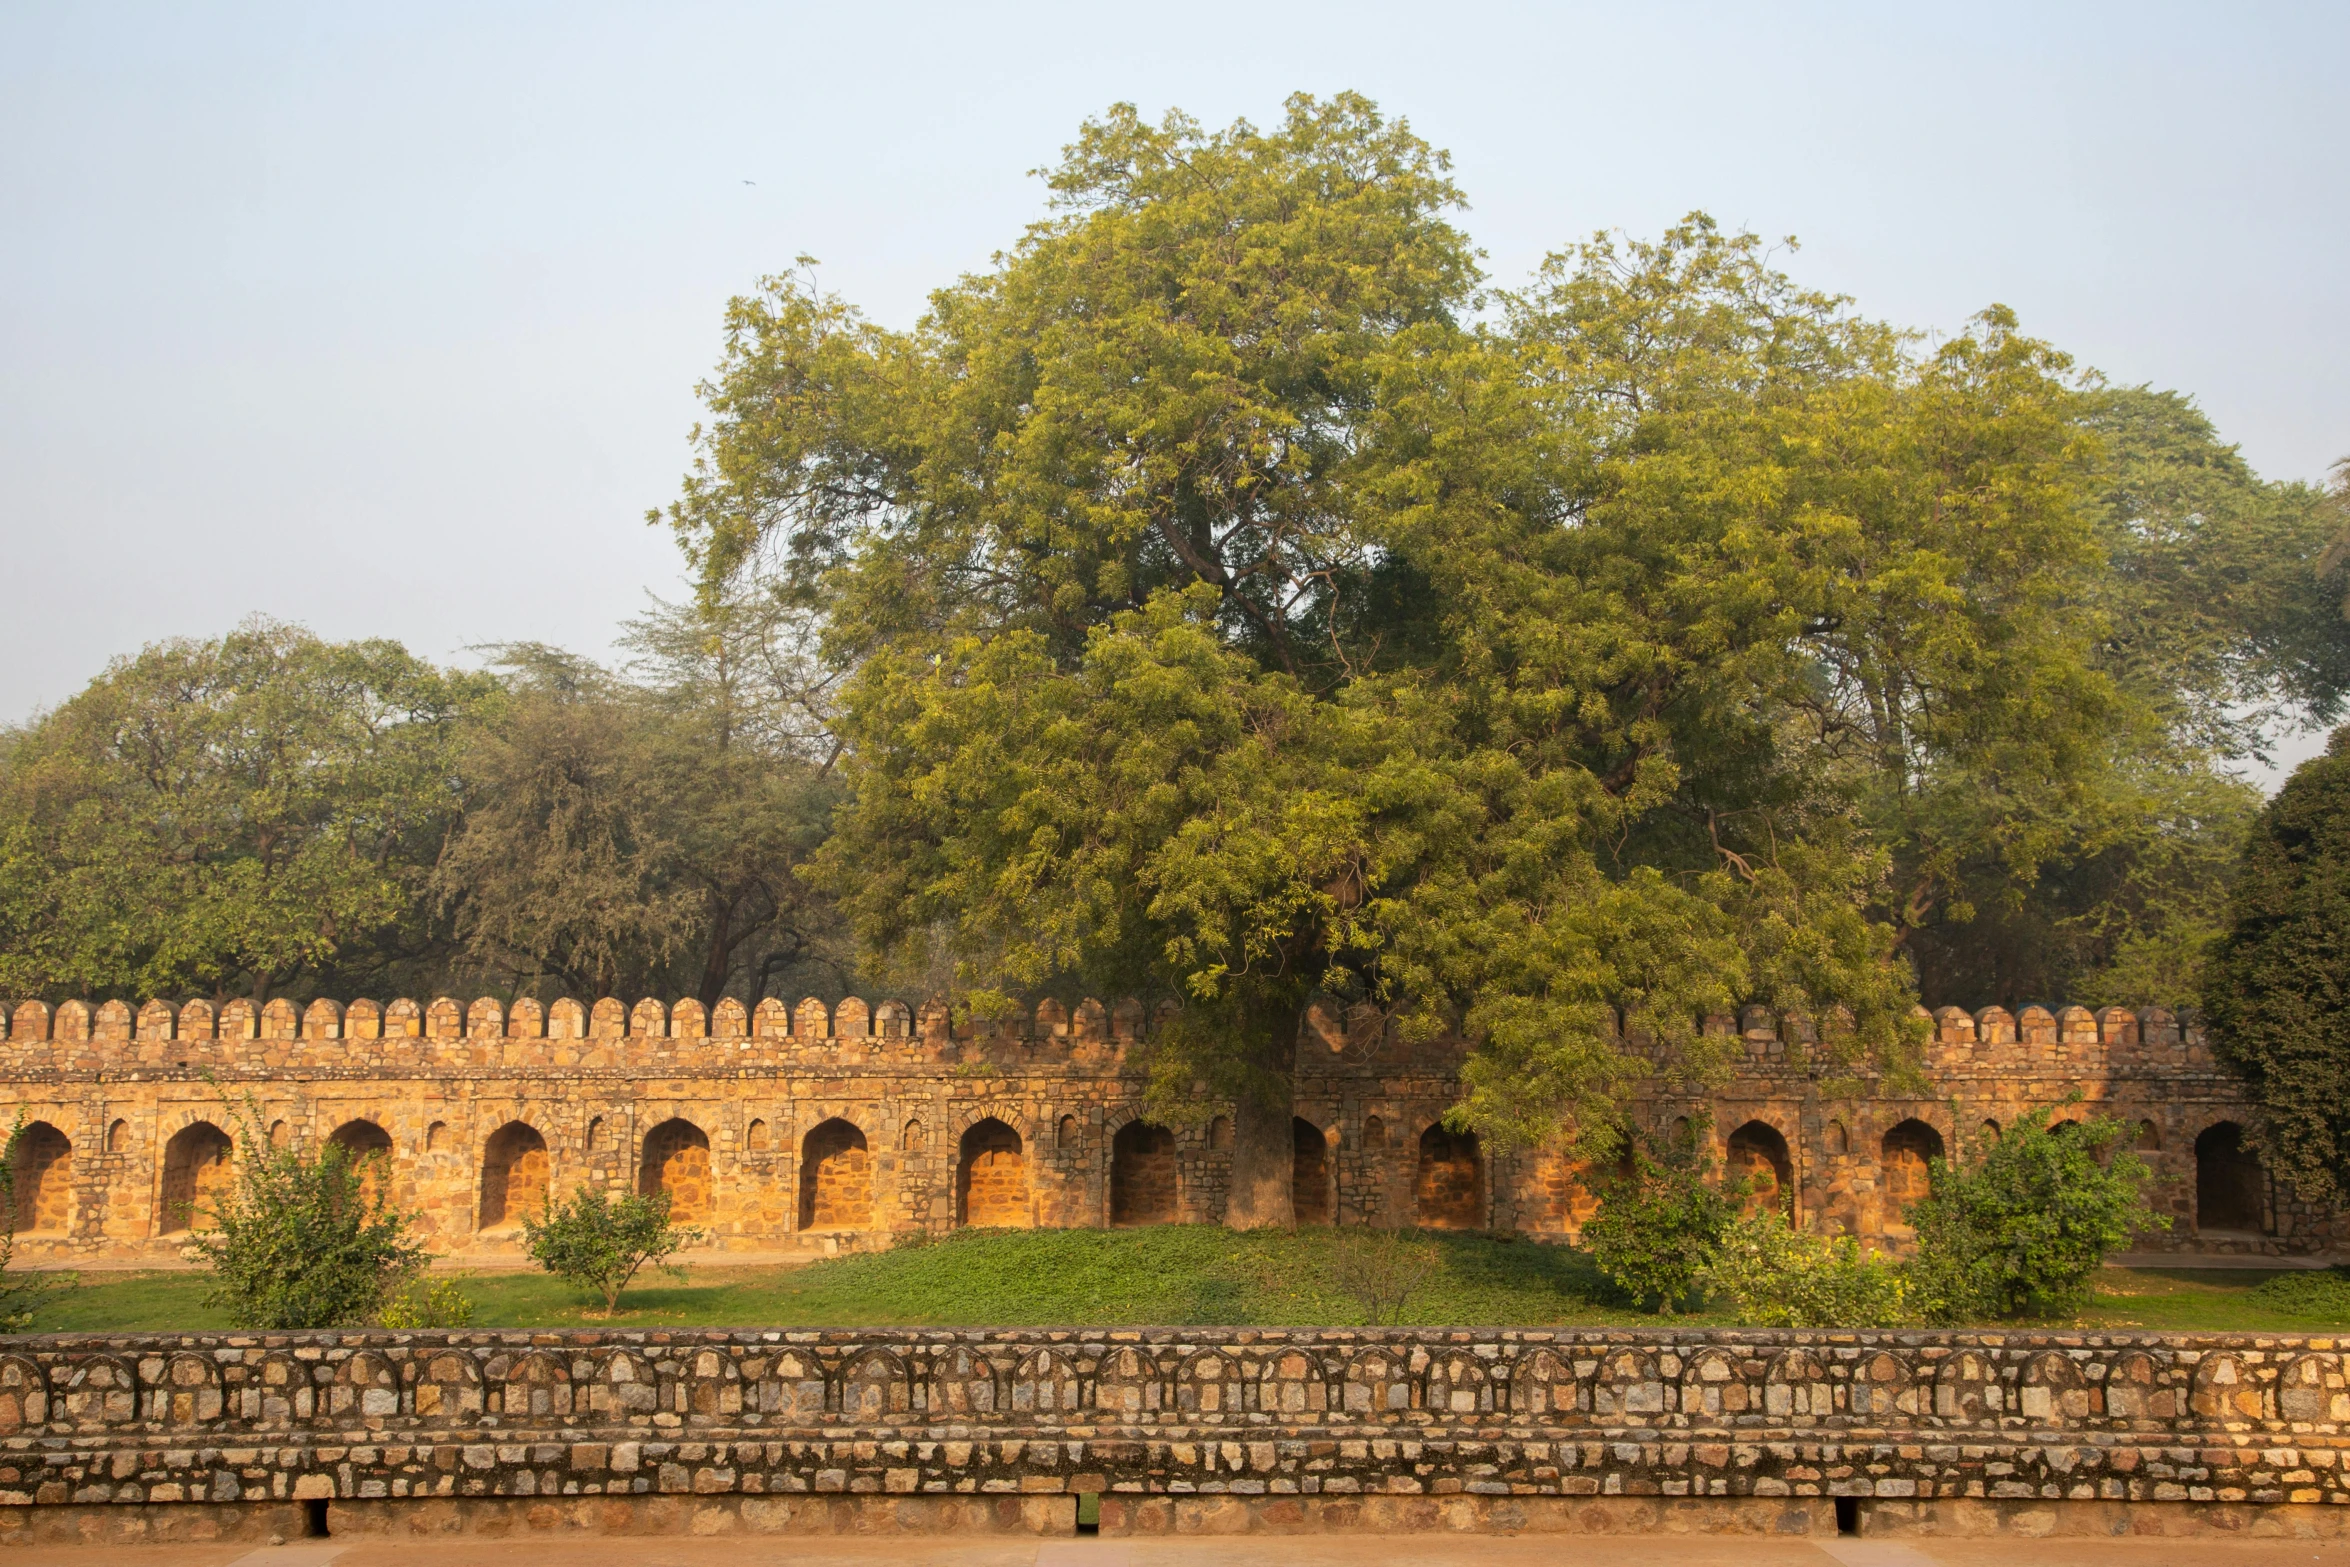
{"left": 0, "top": 991, "right": 2337, "bottom": 1262}
{"left": 0, "top": 1326, "right": 2344, "bottom": 1543}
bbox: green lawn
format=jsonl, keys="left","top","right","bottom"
{"left": 14, "top": 1227, "right": 2349, "bottom": 1334}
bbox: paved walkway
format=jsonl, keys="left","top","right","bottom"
{"left": 14, "top": 1535, "right": 2347, "bottom": 1567}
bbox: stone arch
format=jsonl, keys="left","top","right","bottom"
{"left": 928, "top": 1344, "right": 999, "bottom": 1417}
{"left": 902, "top": 1118, "right": 925, "bottom": 1152}
{"left": 1094, "top": 1344, "right": 1164, "bottom": 1416}
{"left": 1590, "top": 1348, "right": 1664, "bottom": 1418}
{"left": 798, "top": 1117, "right": 872, "bottom": 1229}
{"left": 1012, "top": 1348, "right": 1080, "bottom": 1414}
{"left": 2191, "top": 1352, "right": 2264, "bottom": 1422}
{"left": 1362, "top": 1113, "right": 1387, "bottom": 1151}
{"left": 1725, "top": 1120, "right": 1793, "bottom": 1218}
{"left": 1932, "top": 1351, "right": 2003, "bottom": 1423}
{"left": 146, "top": 1352, "right": 222, "bottom": 1425}
{"left": 327, "top": 1351, "right": 401, "bottom": 1421}
{"left": 1765, "top": 1348, "right": 1833, "bottom": 1421}
{"left": 479, "top": 1121, "right": 549, "bottom": 1230}
{"left": 1110, "top": 1120, "right": 1178, "bottom": 1225}
{"left": 1207, "top": 1114, "right": 1233, "bottom": 1151}
{"left": 1292, "top": 1116, "right": 1332, "bottom": 1225}
{"left": 590, "top": 1349, "right": 660, "bottom": 1419}
{"left": 2278, "top": 1353, "right": 2346, "bottom": 1424}
{"left": 1678, "top": 1347, "right": 1752, "bottom": 1418}
{"left": 2196, "top": 1122, "right": 2268, "bottom": 1234}
{"left": 1424, "top": 1349, "right": 1493, "bottom": 1415}
{"left": 492, "top": 1349, "right": 575, "bottom": 1419}
{"left": 755, "top": 1347, "right": 826, "bottom": 1420}
{"left": 1174, "top": 1348, "right": 1246, "bottom": 1415}
{"left": 1258, "top": 1348, "right": 1327, "bottom": 1416}
{"left": 958, "top": 1117, "right": 1027, "bottom": 1226}
{"left": 414, "top": 1351, "right": 484, "bottom": 1420}
{"left": 680, "top": 1346, "right": 743, "bottom": 1420}
{"left": 10, "top": 1120, "right": 72, "bottom": 1234}
{"left": 875, "top": 999, "right": 913, "bottom": 1038}
{"left": 640, "top": 1117, "right": 713, "bottom": 1222}
{"left": 1823, "top": 1119, "right": 1848, "bottom": 1157}
{"left": 60, "top": 1355, "right": 140, "bottom": 1425}
{"left": 0, "top": 1355, "right": 48, "bottom": 1432}
{"left": 105, "top": 1118, "right": 128, "bottom": 1155}
{"left": 1879, "top": 1117, "right": 1943, "bottom": 1216}
{"left": 840, "top": 1347, "right": 910, "bottom": 1421}
{"left": 745, "top": 1116, "right": 770, "bottom": 1152}
{"left": 1416, "top": 1123, "right": 1484, "bottom": 1228}
{"left": 1057, "top": 1113, "right": 1079, "bottom": 1150}
{"left": 2104, "top": 1351, "right": 2167, "bottom": 1420}
{"left": 2135, "top": 1118, "right": 2161, "bottom": 1151}
{"left": 1508, "top": 1348, "right": 1579, "bottom": 1417}
{"left": 158, "top": 1120, "right": 233, "bottom": 1234}
{"left": 1848, "top": 1350, "right": 1917, "bottom": 1420}
{"left": 328, "top": 1117, "right": 393, "bottom": 1206}
{"left": 1343, "top": 1346, "right": 1412, "bottom": 1415}
{"left": 2020, "top": 1351, "right": 2089, "bottom": 1422}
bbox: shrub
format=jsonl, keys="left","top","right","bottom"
{"left": 1329, "top": 1226, "right": 1439, "bottom": 1324}
{"left": 1903, "top": 1105, "right": 2164, "bottom": 1322}
{"left": 2250, "top": 1265, "right": 2350, "bottom": 1322}
{"left": 1582, "top": 1136, "right": 1740, "bottom": 1314}
{"left": 189, "top": 1101, "right": 428, "bottom": 1329}
{"left": 1701, "top": 1212, "right": 1914, "bottom": 1328}
{"left": 376, "top": 1273, "right": 476, "bottom": 1330}
{"left": 524, "top": 1185, "right": 698, "bottom": 1315}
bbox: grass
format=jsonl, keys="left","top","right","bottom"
{"left": 13, "top": 1227, "right": 2350, "bottom": 1335}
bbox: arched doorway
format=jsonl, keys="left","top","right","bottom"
{"left": 799, "top": 1118, "right": 872, "bottom": 1229}
{"left": 2196, "top": 1122, "right": 2267, "bottom": 1234}
{"left": 479, "top": 1121, "right": 549, "bottom": 1230}
{"left": 10, "top": 1122, "right": 71, "bottom": 1234}
{"left": 329, "top": 1118, "right": 394, "bottom": 1208}
{"left": 1110, "top": 1121, "right": 1177, "bottom": 1225}
{"left": 958, "top": 1119, "right": 1027, "bottom": 1226}
{"left": 640, "top": 1118, "right": 713, "bottom": 1223}
{"left": 1293, "top": 1117, "right": 1332, "bottom": 1225}
{"left": 1416, "top": 1124, "right": 1483, "bottom": 1229}
{"left": 1726, "top": 1121, "right": 1794, "bottom": 1219}
{"left": 159, "top": 1121, "right": 232, "bottom": 1234}
{"left": 1879, "top": 1118, "right": 1944, "bottom": 1222}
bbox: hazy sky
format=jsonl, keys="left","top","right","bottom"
{"left": 4, "top": 3, "right": 2345, "bottom": 772}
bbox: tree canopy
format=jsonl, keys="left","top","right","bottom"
{"left": 660, "top": 93, "right": 2346, "bottom": 1170}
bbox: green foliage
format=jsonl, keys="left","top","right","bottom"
{"left": 2204, "top": 728, "right": 2350, "bottom": 1203}
{"left": 188, "top": 1103, "right": 430, "bottom": 1330}
{"left": 1700, "top": 1212, "right": 1914, "bottom": 1328}
{"left": 0, "top": 619, "right": 487, "bottom": 1000}
{"left": 2249, "top": 1265, "right": 2350, "bottom": 1323}
{"left": 1903, "top": 1107, "right": 2164, "bottom": 1322}
{"left": 432, "top": 596, "right": 844, "bottom": 1006}
{"left": 1328, "top": 1226, "right": 1440, "bottom": 1325}
{"left": 1581, "top": 1140, "right": 1740, "bottom": 1314}
{"left": 523, "top": 1185, "right": 697, "bottom": 1314}
{"left": 0, "top": 1115, "right": 74, "bottom": 1331}
{"left": 376, "top": 1273, "right": 476, "bottom": 1330}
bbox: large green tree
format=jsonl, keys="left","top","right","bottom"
{"left": 0, "top": 620, "right": 483, "bottom": 1001}
{"left": 661, "top": 94, "right": 2343, "bottom": 1220}
{"left": 2203, "top": 729, "right": 2350, "bottom": 1203}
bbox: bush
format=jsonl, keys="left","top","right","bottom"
{"left": 524, "top": 1186, "right": 698, "bottom": 1315}
{"left": 376, "top": 1273, "right": 476, "bottom": 1330}
{"left": 1329, "top": 1226, "right": 1439, "bottom": 1324}
{"left": 1701, "top": 1213, "right": 1914, "bottom": 1328}
{"left": 1582, "top": 1137, "right": 1740, "bottom": 1314}
{"left": 189, "top": 1102, "right": 428, "bottom": 1329}
{"left": 1903, "top": 1105, "right": 2163, "bottom": 1322}
{"left": 2250, "top": 1265, "right": 2350, "bottom": 1322}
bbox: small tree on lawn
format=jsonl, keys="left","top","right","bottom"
{"left": 523, "top": 1185, "right": 698, "bottom": 1315}
{"left": 1582, "top": 1128, "right": 1741, "bottom": 1315}
{"left": 1903, "top": 1103, "right": 2165, "bottom": 1322}
{"left": 189, "top": 1097, "right": 429, "bottom": 1330}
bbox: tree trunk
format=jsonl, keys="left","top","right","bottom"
{"left": 1223, "top": 1089, "right": 1296, "bottom": 1229}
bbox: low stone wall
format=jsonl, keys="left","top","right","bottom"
{"left": 0, "top": 1326, "right": 2344, "bottom": 1543}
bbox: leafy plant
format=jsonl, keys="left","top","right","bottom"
{"left": 1328, "top": 1226, "right": 1439, "bottom": 1325}
{"left": 187, "top": 1097, "right": 429, "bottom": 1330}
{"left": 1701, "top": 1212, "right": 1913, "bottom": 1328}
{"left": 1581, "top": 1137, "right": 1741, "bottom": 1314}
{"left": 2249, "top": 1265, "right": 2350, "bottom": 1323}
{"left": 376, "top": 1273, "right": 476, "bottom": 1330}
{"left": 523, "top": 1185, "right": 698, "bottom": 1315}
{"left": 1903, "top": 1105, "right": 2164, "bottom": 1322}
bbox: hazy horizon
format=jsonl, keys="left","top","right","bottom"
{"left": 5, "top": 2, "right": 2344, "bottom": 779}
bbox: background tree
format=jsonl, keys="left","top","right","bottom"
{"left": 2204, "top": 727, "right": 2350, "bottom": 1203}
{"left": 0, "top": 620, "right": 484, "bottom": 1001}
{"left": 430, "top": 589, "right": 844, "bottom": 1005}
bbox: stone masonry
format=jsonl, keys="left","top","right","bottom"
{"left": 0, "top": 991, "right": 2338, "bottom": 1263}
